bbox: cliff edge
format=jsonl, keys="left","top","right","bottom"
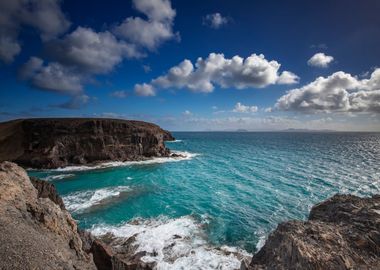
{"left": 0, "top": 118, "right": 174, "bottom": 169}
{"left": 0, "top": 161, "right": 96, "bottom": 270}
{"left": 249, "top": 194, "right": 380, "bottom": 269}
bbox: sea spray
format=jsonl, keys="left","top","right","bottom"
{"left": 91, "top": 215, "right": 251, "bottom": 270}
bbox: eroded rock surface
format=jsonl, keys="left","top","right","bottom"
{"left": 0, "top": 118, "right": 174, "bottom": 169}
{"left": 0, "top": 161, "right": 96, "bottom": 270}
{"left": 249, "top": 194, "right": 380, "bottom": 270}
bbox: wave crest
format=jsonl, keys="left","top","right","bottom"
{"left": 51, "top": 151, "right": 198, "bottom": 172}
{"left": 90, "top": 215, "right": 251, "bottom": 270}
{"left": 63, "top": 186, "right": 131, "bottom": 213}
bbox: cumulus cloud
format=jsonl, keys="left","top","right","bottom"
{"left": 135, "top": 83, "right": 156, "bottom": 96}
{"left": 46, "top": 27, "right": 142, "bottom": 74}
{"left": 277, "top": 71, "right": 300, "bottom": 84}
{"left": 113, "top": 0, "right": 177, "bottom": 50}
{"left": 18, "top": 0, "right": 178, "bottom": 106}
{"left": 233, "top": 102, "right": 258, "bottom": 113}
{"left": 20, "top": 56, "right": 84, "bottom": 94}
{"left": 22, "top": 26, "right": 143, "bottom": 96}
{"left": 203, "top": 13, "right": 229, "bottom": 29}
{"left": 136, "top": 53, "right": 298, "bottom": 94}
{"left": 0, "top": 0, "right": 70, "bottom": 63}
{"left": 307, "top": 52, "right": 334, "bottom": 68}
{"left": 18, "top": 56, "right": 43, "bottom": 79}
{"left": 276, "top": 68, "right": 380, "bottom": 113}
{"left": 32, "top": 62, "right": 84, "bottom": 94}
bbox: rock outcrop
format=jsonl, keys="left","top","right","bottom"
{"left": 30, "top": 176, "right": 66, "bottom": 210}
{"left": 249, "top": 194, "right": 380, "bottom": 270}
{"left": 0, "top": 161, "right": 96, "bottom": 270}
{"left": 0, "top": 118, "right": 175, "bottom": 169}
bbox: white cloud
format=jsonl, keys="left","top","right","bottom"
{"left": 277, "top": 71, "right": 300, "bottom": 84}
{"left": 137, "top": 53, "right": 298, "bottom": 95}
{"left": 232, "top": 102, "right": 258, "bottom": 113}
{"left": 110, "top": 90, "right": 128, "bottom": 98}
{"left": 203, "top": 13, "right": 229, "bottom": 29}
{"left": 32, "top": 62, "right": 84, "bottom": 94}
{"left": 0, "top": 0, "right": 70, "bottom": 63}
{"left": 135, "top": 83, "right": 156, "bottom": 96}
{"left": 18, "top": 0, "right": 177, "bottom": 106}
{"left": 307, "top": 52, "right": 334, "bottom": 68}
{"left": 46, "top": 27, "right": 141, "bottom": 74}
{"left": 276, "top": 68, "right": 380, "bottom": 113}
{"left": 133, "top": 0, "right": 176, "bottom": 22}
{"left": 113, "top": 0, "right": 177, "bottom": 50}
{"left": 18, "top": 56, "right": 43, "bottom": 79}
{"left": 20, "top": 56, "right": 84, "bottom": 94}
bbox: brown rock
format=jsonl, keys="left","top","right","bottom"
{"left": 0, "top": 118, "right": 175, "bottom": 169}
{"left": 30, "top": 176, "right": 66, "bottom": 210}
{"left": 249, "top": 194, "right": 380, "bottom": 270}
{"left": 0, "top": 161, "right": 96, "bottom": 270}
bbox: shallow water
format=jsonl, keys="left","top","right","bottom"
{"left": 29, "top": 132, "right": 380, "bottom": 268}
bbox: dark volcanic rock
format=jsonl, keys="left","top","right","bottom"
{"left": 30, "top": 176, "right": 65, "bottom": 210}
{"left": 0, "top": 118, "right": 175, "bottom": 169}
{"left": 0, "top": 161, "right": 96, "bottom": 270}
{"left": 249, "top": 194, "right": 380, "bottom": 270}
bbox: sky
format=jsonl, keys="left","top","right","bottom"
{"left": 0, "top": 0, "right": 379, "bottom": 131}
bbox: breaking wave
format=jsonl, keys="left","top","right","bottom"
{"left": 90, "top": 215, "right": 251, "bottom": 270}
{"left": 43, "top": 173, "right": 75, "bottom": 181}
{"left": 63, "top": 186, "right": 131, "bottom": 213}
{"left": 51, "top": 151, "right": 199, "bottom": 172}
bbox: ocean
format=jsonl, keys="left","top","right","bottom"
{"left": 28, "top": 132, "right": 380, "bottom": 269}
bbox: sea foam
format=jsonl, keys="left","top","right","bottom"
{"left": 90, "top": 215, "right": 251, "bottom": 270}
{"left": 51, "top": 151, "right": 198, "bottom": 172}
{"left": 63, "top": 186, "right": 131, "bottom": 213}
{"left": 43, "top": 173, "right": 75, "bottom": 181}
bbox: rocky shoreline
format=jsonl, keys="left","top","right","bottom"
{"left": 0, "top": 118, "right": 175, "bottom": 169}
{"left": 1, "top": 161, "right": 379, "bottom": 269}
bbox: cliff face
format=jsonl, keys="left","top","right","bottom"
{"left": 0, "top": 161, "right": 96, "bottom": 270}
{"left": 0, "top": 118, "right": 174, "bottom": 169}
{"left": 249, "top": 194, "right": 380, "bottom": 270}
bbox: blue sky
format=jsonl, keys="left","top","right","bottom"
{"left": 0, "top": 0, "right": 379, "bottom": 131}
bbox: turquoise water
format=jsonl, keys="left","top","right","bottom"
{"left": 29, "top": 132, "right": 380, "bottom": 260}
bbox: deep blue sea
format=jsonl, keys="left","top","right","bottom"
{"left": 28, "top": 132, "right": 380, "bottom": 269}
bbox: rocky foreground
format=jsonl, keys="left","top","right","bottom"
{"left": 248, "top": 194, "right": 380, "bottom": 269}
{"left": 0, "top": 162, "right": 379, "bottom": 269}
{"left": 0, "top": 118, "right": 174, "bottom": 169}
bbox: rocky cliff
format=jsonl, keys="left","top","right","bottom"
{"left": 0, "top": 118, "right": 174, "bottom": 169}
{"left": 249, "top": 194, "right": 380, "bottom": 270}
{"left": 0, "top": 161, "right": 96, "bottom": 270}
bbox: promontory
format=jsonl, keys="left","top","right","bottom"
{"left": 0, "top": 118, "right": 174, "bottom": 169}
